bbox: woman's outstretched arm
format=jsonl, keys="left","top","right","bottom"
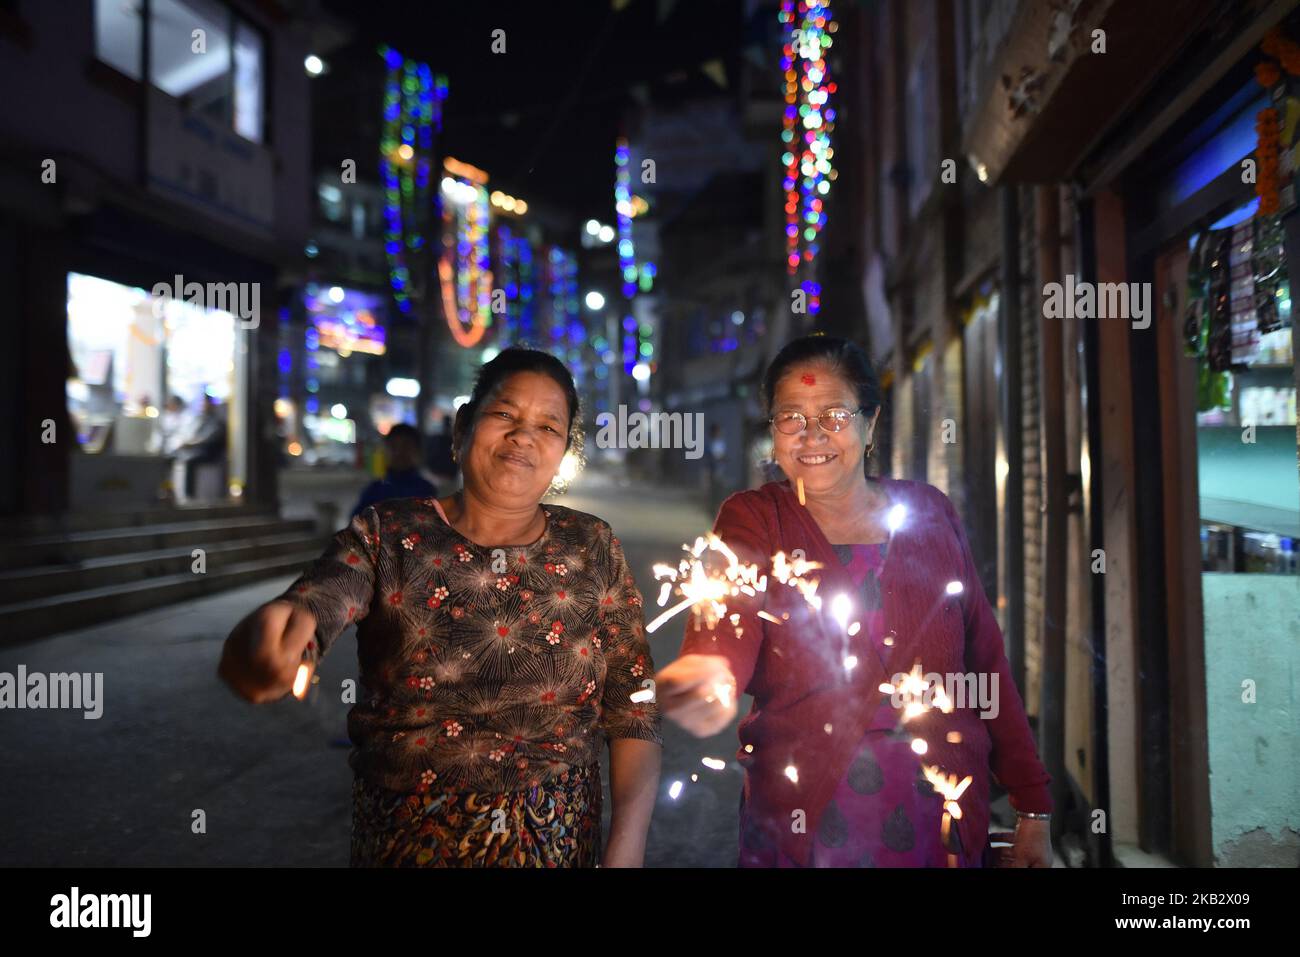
{"left": 218, "top": 508, "right": 381, "bottom": 702}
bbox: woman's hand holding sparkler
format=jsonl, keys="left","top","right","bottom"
{"left": 655, "top": 654, "right": 739, "bottom": 737}
{"left": 218, "top": 599, "right": 318, "bottom": 704}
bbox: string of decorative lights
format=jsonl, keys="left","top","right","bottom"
{"left": 614, "top": 139, "right": 638, "bottom": 375}
{"left": 378, "top": 45, "right": 446, "bottom": 318}
{"left": 546, "top": 246, "right": 584, "bottom": 387}
{"left": 495, "top": 224, "right": 537, "bottom": 348}
{"left": 438, "top": 169, "right": 493, "bottom": 348}
{"left": 779, "top": 1, "right": 837, "bottom": 316}
{"left": 614, "top": 138, "right": 655, "bottom": 377}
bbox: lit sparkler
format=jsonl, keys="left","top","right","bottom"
{"left": 878, "top": 661, "right": 955, "bottom": 722}
{"left": 292, "top": 663, "right": 311, "bottom": 699}
{"left": 878, "top": 656, "right": 972, "bottom": 867}
{"left": 646, "top": 534, "right": 822, "bottom": 635}
{"left": 923, "top": 766, "right": 973, "bottom": 825}
{"left": 292, "top": 640, "right": 319, "bottom": 701}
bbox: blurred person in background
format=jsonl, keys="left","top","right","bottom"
{"left": 426, "top": 412, "right": 458, "bottom": 489}
{"left": 705, "top": 422, "right": 728, "bottom": 515}
{"left": 156, "top": 394, "right": 189, "bottom": 456}
{"left": 175, "top": 393, "right": 227, "bottom": 503}
{"left": 351, "top": 423, "right": 438, "bottom": 519}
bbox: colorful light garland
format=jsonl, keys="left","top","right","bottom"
{"left": 546, "top": 246, "right": 585, "bottom": 388}
{"left": 378, "top": 45, "right": 446, "bottom": 318}
{"left": 437, "top": 168, "right": 493, "bottom": 348}
{"left": 779, "top": 1, "right": 837, "bottom": 315}
{"left": 496, "top": 224, "right": 537, "bottom": 347}
{"left": 614, "top": 138, "right": 655, "bottom": 376}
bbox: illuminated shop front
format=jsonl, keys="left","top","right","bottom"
{"left": 64, "top": 271, "right": 249, "bottom": 505}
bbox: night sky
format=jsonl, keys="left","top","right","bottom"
{"left": 321, "top": 0, "right": 765, "bottom": 222}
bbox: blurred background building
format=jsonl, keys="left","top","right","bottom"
{"left": 843, "top": 0, "right": 1299, "bottom": 869}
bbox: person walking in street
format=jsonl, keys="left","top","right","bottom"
{"left": 704, "top": 422, "right": 728, "bottom": 516}
{"left": 425, "top": 412, "right": 458, "bottom": 489}
{"left": 654, "top": 335, "right": 1053, "bottom": 868}
{"left": 351, "top": 423, "right": 439, "bottom": 518}
{"left": 219, "top": 348, "right": 662, "bottom": 867}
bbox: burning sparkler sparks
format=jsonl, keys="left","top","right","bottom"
{"left": 879, "top": 661, "right": 955, "bottom": 722}
{"left": 923, "top": 765, "right": 972, "bottom": 822}
{"left": 708, "top": 680, "right": 735, "bottom": 710}
{"left": 877, "top": 658, "right": 972, "bottom": 866}
{"left": 646, "top": 534, "right": 822, "bottom": 635}
{"left": 829, "top": 593, "right": 851, "bottom": 631}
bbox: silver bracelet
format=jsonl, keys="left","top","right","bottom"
{"left": 1016, "top": 811, "right": 1051, "bottom": 821}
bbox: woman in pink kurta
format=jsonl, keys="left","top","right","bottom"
{"left": 657, "top": 335, "right": 1053, "bottom": 868}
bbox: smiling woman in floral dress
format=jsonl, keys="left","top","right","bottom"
{"left": 219, "top": 348, "right": 662, "bottom": 867}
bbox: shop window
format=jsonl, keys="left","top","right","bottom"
{"left": 1175, "top": 195, "right": 1298, "bottom": 866}
{"left": 64, "top": 271, "right": 245, "bottom": 502}
{"left": 94, "top": 0, "right": 142, "bottom": 81}
{"left": 1187, "top": 208, "right": 1298, "bottom": 573}
{"left": 232, "top": 19, "right": 264, "bottom": 142}
{"left": 93, "top": 0, "right": 266, "bottom": 143}
{"left": 151, "top": 0, "right": 230, "bottom": 126}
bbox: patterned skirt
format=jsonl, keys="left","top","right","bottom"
{"left": 350, "top": 765, "right": 602, "bottom": 867}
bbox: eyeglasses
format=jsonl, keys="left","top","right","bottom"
{"left": 769, "top": 407, "right": 864, "bottom": 435}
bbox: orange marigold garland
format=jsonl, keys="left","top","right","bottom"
{"left": 1256, "top": 60, "right": 1281, "bottom": 88}
{"left": 1261, "top": 26, "right": 1300, "bottom": 76}
{"left": 1254, "top": 27, "right": 1300, "bottom": 216}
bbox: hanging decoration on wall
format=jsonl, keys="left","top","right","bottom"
{"left": 378, "top": 45, "right": 447, "bottom": 319}
{"left": 1250, "top": 26, "right": 1298, "bottom": 345}
{"left": 779, "top": 0, "right": 836, "bottom": 317}
{"left": 1253, "top": 27, "right": 1300, "bottom": 216}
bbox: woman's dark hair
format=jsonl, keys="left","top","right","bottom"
{"left": 762, "top": 334, "right": 882, "bottom": 417}
{"left": 453, "top": 347, "right": 580, "bottom": 454}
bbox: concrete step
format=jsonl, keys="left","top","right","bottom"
{"left": 0, "top": 516, "right": 317, "bottom": 571}
{"left": 0, "top": 532, "right": 323, "bottom": 604}
{"left": 0, "top": 549, "right": 327, "bottom": 647}
{"left": 1, "top": 502, "right": 276, "bottom": 537}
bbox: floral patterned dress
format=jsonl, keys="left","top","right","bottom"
{"left": 738, "top": 542, "right": 972, "bottom": 867}
{"left": 276, "top": 497, "right": 662, "bottom": 867}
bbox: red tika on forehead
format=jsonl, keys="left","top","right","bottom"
{"left": 800, "top": 374, "right": 816, "bottom": 386}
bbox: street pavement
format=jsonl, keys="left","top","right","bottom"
{"left": 0, "top": 465, "right": 744, "bottom": 866}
